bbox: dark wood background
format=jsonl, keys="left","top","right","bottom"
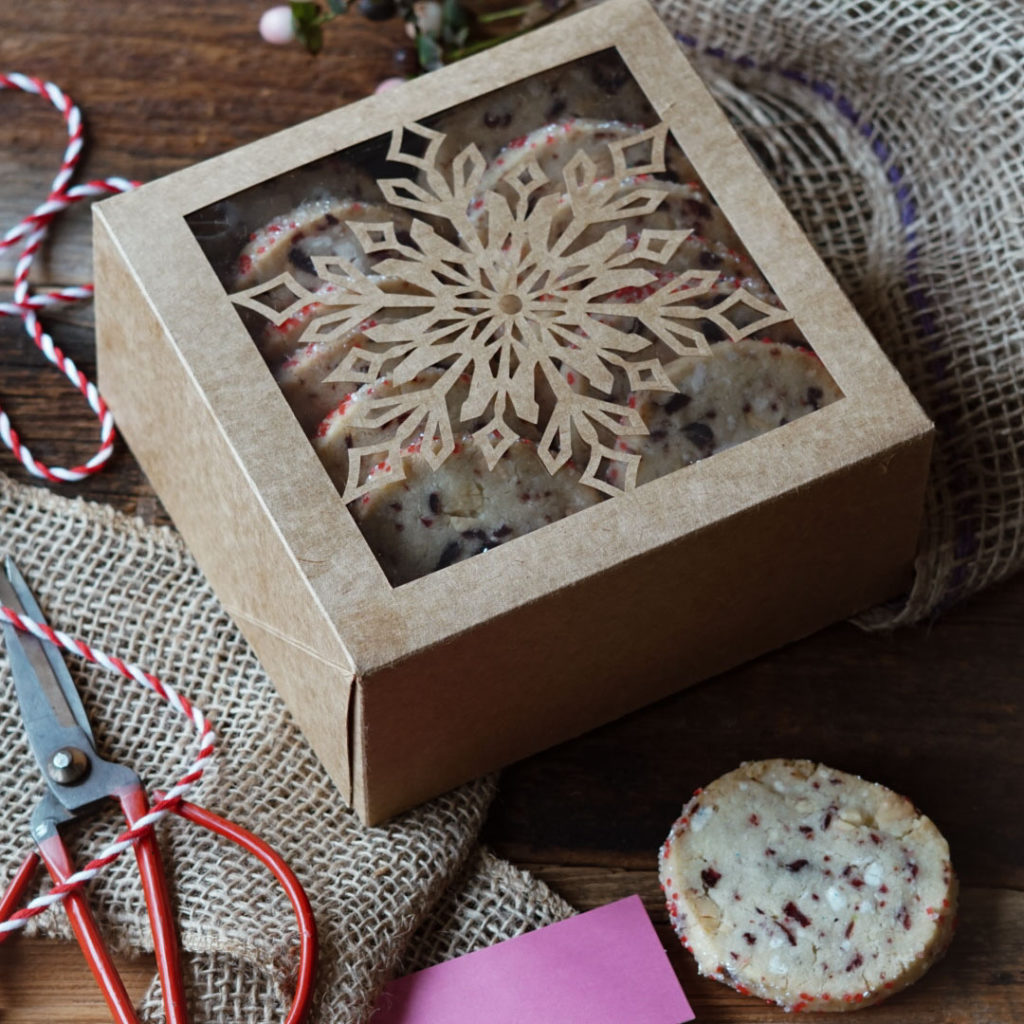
{"left": 1, "top": 2, "right": 1021, "bottom": 1020}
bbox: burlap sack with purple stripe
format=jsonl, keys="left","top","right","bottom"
{"left": 653, "top": 0, "right": 1024, "bottom": 625}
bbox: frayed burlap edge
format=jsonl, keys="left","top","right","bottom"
{"left": 652, "top": 0, "right": 1024, "bottom": 627}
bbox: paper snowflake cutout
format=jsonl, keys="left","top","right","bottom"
{"left": 231, "top": 121, "right": 793, "bottom": 499}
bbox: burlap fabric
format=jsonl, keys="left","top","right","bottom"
{"left": 2, "top": 0, "right": 1022, "bottom": 1018}
{"left": 0, "top": 473, "right": 572, "bottom": 1021}
{"left": 653, "top": 0, "right": 1024, "bottom": 626}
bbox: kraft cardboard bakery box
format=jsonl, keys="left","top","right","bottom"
{"left": 94, "top": 0, "right": 932, "bottom": 823}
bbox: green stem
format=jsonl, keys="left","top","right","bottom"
{"left": 446, "top": 33, "right": 512, "bottom": 59}
{"left": 448, "top": 2, "right": 569, "bottom": 60}
{"left": 476, "top": 5, "right": 531, "bottom": 23}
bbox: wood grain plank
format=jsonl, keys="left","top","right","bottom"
{"left": 0, "top": 0, "right": 409, "bottom": 286}
{"left": 0, "top": 304, "right": 170, "bottom": 521}
{"left": 1, "top": 880, "right": 1019, "bottom": 1022}
{"left": 483, "top": 571, "right": 1024, "bottom": 891}
{"left": 0, "top": 939, "right": 154, "bottom": 1022}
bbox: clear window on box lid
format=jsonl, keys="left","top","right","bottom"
{"left": 187, "top": 48, "right": 842, "bottom": 586}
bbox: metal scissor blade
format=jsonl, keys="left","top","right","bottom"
{"left": 2, "top": 557, "right": 118, "bottom": 822}
{"left": 1, "top": 556, "right": 95, "bottom": 742}
{"left": 2, "top": 557, "right": 141, "bottom": 828}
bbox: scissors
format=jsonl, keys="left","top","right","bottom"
{"left": 0, "top": 556, "right": 317, "bottom": 1023}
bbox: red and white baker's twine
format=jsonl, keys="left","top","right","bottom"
{"left": 0, "top": 76, "right": 211, "bottom": 934}
{"left": 0, "top": 604, "right": 216, "bottom": 935}
{"left": 1, "top": 72, "right": 137, "bottom": 481}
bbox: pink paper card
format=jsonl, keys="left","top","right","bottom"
{"left": 371, "top": 895, "right": 694, "bottom": 1024}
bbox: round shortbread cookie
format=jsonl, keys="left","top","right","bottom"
{"left": 430, "top": 53, "right": 656, "bottom": 168}
{"left": 614, "top": 340, "right": 841, "bottom": 486}
{"left": 249, "top": 276, "right": 431, "bottom": 365}
{"left": 548, "top": 178, "right": 755, "bottom": 277}
{"left": 349, "top": 436, "right": 603, "bottom": 585}
{"left": 312, "top": 368, "right": 543, "bottom": 486}
{"left": 252, "top": 280, "right": 367, "bottom": 364}
{"left": 234, "top": 197, "right": 412, "bottom": 289}
{"left": 275, "top": 316, "right": 402, "bottom": 433}
{"left": 469, "top": 119, "right": 698, "bottom": 217}
{"left": 528, "top": 179, "right": 802, "bottom": 388}
{"left": 588, "top": 266, "right": 800, "bottom": 381}
{"left": 659, "top": 760, "right": 958, "bottom": 1012}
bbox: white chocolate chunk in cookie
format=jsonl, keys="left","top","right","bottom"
{"left": 659, "top": 760, "right": 958, "bottom": 1012}
{"left": 615, "top": 340, "right": 841, "bottom": 485}
{"left": 349, "top": 436, "right": 602, "bottom": 585}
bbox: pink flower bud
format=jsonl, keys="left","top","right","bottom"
{"left": 375, "top": 77, "right": 408, "bottom": 94}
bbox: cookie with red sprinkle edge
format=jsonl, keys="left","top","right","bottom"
{"left": 658, "top": 759, "right": 957, "bottom": 1012}
{"left": 468, "top": 118, "right": 697, "bottom": 224}
{"left": 234, "top": 196, "right": 412, "bottom": 290}
{"left": 430, "top": 52, "right": 656, "bottom": 170}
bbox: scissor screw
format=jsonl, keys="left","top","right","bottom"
{"left": 47, "top": 746, "right": 90, "bottom": 785}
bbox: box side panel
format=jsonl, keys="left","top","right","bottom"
{"left": 230, "top": 614, "right": 355, "bottom": 803}
{"left": 93, "top": 210, "right": 354, "bottom": 802}
{"left": 353, "top": 430, "right": 931, "bottom": 823}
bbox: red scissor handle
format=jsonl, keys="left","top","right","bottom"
{"left": 36, "top": 833, "right": 144, "bottom": 1024}
{"left": 167, "top": 797, "right": 319, "bottom": 1024}
{"left": 119, "top": 784, "right": 189, "bottom": 1024}
{"left": 0, "top": 849, "right": 39, "bottom": 921}
{"left": 0, "top": 798, "right": 317, "bottom": 1024}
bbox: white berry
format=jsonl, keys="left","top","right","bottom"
{"left": 259, "top": 6, "right": 296, "bottom": 45}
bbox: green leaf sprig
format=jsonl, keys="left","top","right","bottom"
{"left": 287, "top": 0, "right": 574, "bottom": 71}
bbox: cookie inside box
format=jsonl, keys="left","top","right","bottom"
{"left": 187, "top": 49, "right": 843, "bottom": 587}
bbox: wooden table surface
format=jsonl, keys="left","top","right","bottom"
{"left": 1, "top": 2, "right": 1021, "bottom": 1021}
